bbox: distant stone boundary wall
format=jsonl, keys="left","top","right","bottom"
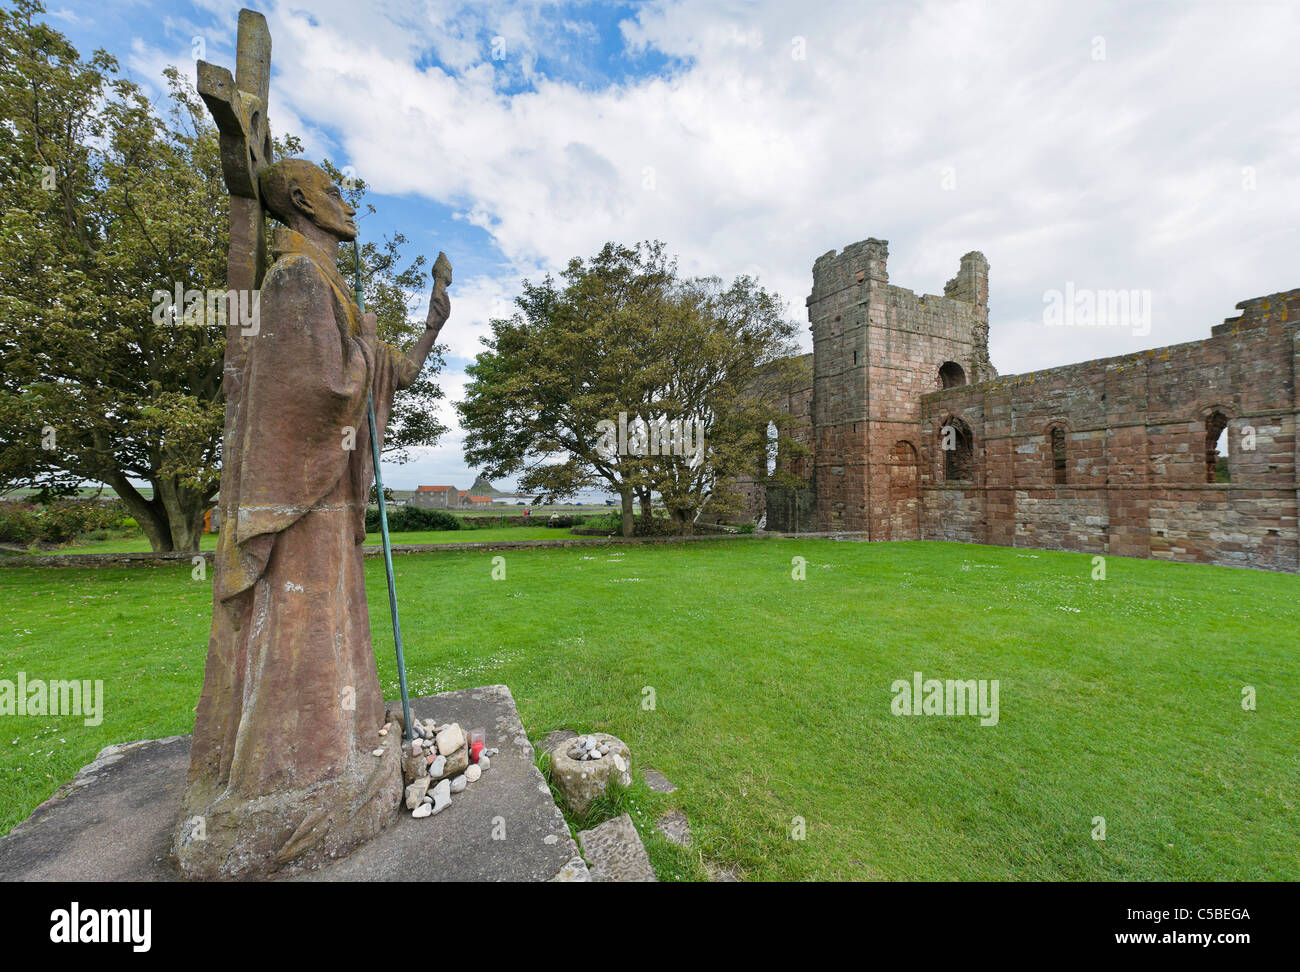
{"left": 454, "top": 513, "right": 588, "bottom": 527}
{"left": 0, "top": 531, "right": 868, "bottom": 569}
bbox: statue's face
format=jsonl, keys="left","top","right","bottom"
{"left": 290, "top": 166, "right": 358, "bottom": 241}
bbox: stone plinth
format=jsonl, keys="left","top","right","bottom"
{"left": 0, "top": 685, "right": 585, "bottom": 882}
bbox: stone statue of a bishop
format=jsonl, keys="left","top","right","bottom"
{"left": 173, "top": 158, "right": 449, "bottom": 879}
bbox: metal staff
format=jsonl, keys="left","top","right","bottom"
{"left": 352, "top": 240, "right": 414, "bottom": 744}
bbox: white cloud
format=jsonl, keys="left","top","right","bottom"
{"left": 176, "top": 0, "right": 1300, "bottom": 486}
{"left": 427, "top": 273, "right": 520, "bottom": 359}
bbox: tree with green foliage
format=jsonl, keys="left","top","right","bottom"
{"left": 639, "top": 272, "right": 807, "bottom": 532}
{"left": 458, "top": 241, "right": 804, "bottom": 536}
{"left": 0, "top": 1, "right": 446, "bottom": 549}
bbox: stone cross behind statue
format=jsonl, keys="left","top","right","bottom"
{"left": 198, "top": 9, "right": 272, "bottom": 307}
{"left": 197, "top": 11, "right": 272, "bottom": 678}
{"left": 197, "top": 9, "right": 272, "bottom": 461}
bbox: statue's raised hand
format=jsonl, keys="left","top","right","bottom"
{"left": 426, "top": 280, "right": 450, "bottom": 332}
{"left": 426, "top": 251, "right": 452, "bottom": 333}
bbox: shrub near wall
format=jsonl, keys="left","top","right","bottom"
{"left": 569, "top": 513, "right": 682, "bottom": 536}
{"left": 364, "top": 506, "right": 462, "bottom": 533}
{"left": 364, "top": 509, "right": 590, "bottom": 533}
{"left": 571, "top": 512, "right": 619, "bottom": 536}
{"left": 0, "top": 501, "right": 131, "bottom": 544}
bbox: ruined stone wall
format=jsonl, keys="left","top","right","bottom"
{"left": 753, "top": 238, "right": 1296, "bottom": 570}
{"left": 806, "top": 241, "right": 875, "bottom": 531}
{"left": 807, "top": 239, "right": 992, "bottom": 534}
{"left": 918, "top": 290, "right": 1300, "bottom": 571}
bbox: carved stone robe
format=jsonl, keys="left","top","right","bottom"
{"left": 174, "top": 227, "right": 415, "bottom": 879}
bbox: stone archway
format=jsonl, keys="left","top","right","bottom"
{"left": 887, "top": 440, "right": 920, "bottom": 540}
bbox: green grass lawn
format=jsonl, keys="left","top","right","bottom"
{"left": 1, "top": 539, "right": 1296, "bottom": 880}
{"left": 44, "top": 525, "right": 573, "bottom": 554}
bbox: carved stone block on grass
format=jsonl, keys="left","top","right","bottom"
{"left": 577, "top": 813, "right": 655, "bottom": 882}
{"left": 545, "top": 732, "right": 631, "bottom": 816}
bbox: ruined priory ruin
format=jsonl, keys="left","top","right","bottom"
{"left": 758, "top": 238, "right": 1300, "bottom": 572}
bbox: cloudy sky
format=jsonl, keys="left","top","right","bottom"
{"left": 50, "top": 0, "right": 1300, "bottom": 490}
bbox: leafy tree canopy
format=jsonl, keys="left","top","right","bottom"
{"left": 0, "top": 1, "right": 447, "bottom": 549}
{"left": 458, "top": 240, "right": 807, "bottom": 536}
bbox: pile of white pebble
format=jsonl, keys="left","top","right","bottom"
{"left": 387, "top": 717, "right": 499, "bottom": 819}
{"left": 567, "top": 734, "right": 614, "bottom": 762}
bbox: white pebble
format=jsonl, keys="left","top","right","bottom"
{"left": 430, "top": 778, "right": 452, "bottom": 815}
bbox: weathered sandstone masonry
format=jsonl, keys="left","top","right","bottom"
{"left": 763, "top": 237, "right": 1299, "bottom": 572}
{"left": 920, "top": 290, "right": 1299, "bottom": 570}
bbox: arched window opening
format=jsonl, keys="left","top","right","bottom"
{"left": 939, "top": 361, "right": 967, "bottom": 389}
{"left": 1206, "top": 411, "right": 1230, "bottom": 483}
{"left": 941, "top": 418, "right": 974, "bottom": 482}
{"left": 1050, "top": 427, "right": 1067, "bottom": 485}
{"left": 765, "top": 421, "right": 779, "bottom": 477}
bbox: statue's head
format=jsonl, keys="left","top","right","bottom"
{"left": 258, "top": 158, "right": 357, "bottom": 242}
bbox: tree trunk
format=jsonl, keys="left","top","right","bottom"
{"left": 637, "top": 489, "right": 653, "bottom": 529}
{"left": 157, "top": 475, "right": 209, "bottom": 552}
{"left": 105, "top": 473, "right": 173, "bottom": 552}
{"left": 104, "top": 472, "right": 211, "bottom": 552}
{"left": 619, "top": 486, "right": 634, "bottom": 538}
{"left": 671, "top": 508, "right": 694, "bottom": 536}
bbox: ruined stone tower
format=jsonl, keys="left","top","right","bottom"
{"left": 755, "top": 236, "right": 1299, "bottom": 571}
{"left": 806, "top": 238, "right": 995, "bottom": 535}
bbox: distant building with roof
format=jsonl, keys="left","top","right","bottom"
{"left": 411, "top": 485, "right": 458, "bottom": 509}
{"left": 410, "top": 485, "right": 496, "bottom": 510}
